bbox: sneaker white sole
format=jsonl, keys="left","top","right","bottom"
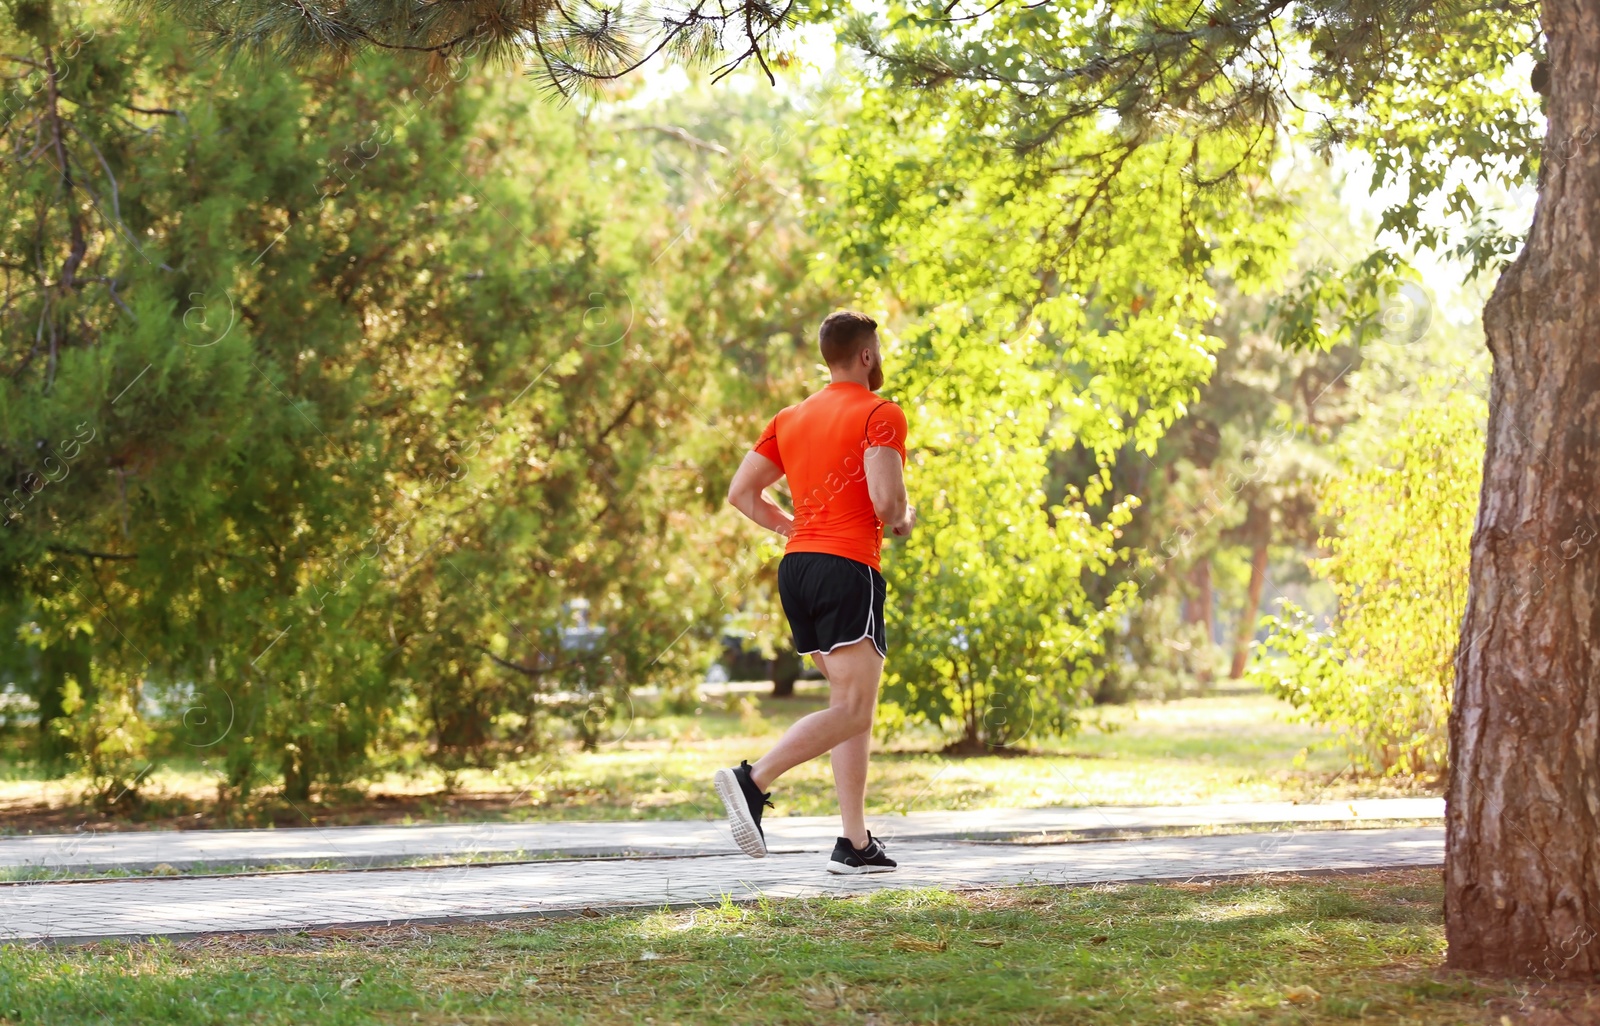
{"left": 714, "top": 768, "right": 767, "bottom": 858}
{"left": 826, "top": 862, "right": 897, "bottom": 875}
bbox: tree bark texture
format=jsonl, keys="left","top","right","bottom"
{"left": 1445, "top": 0, "right": 1600, "bottom": 977}
{"left": 1230, "top": 511, "right": 1270, "bottom": 679}
{"left": 1185, "top": 559, "right": 1216, "bottom": 640}
{"left": 1186, "top": 559, "right": 1216, "bottom": 682}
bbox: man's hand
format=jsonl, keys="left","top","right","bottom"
{"left": 891, "top": 505, "right": 917, "bottom": 537}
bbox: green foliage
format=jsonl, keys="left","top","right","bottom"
{"left": 1, "top": 0, "right": 1523, "bottom": 796}
{"left": 842, "top": 0, "right": 1542, "bottom": 312}
{"left": 1086, "top": 249, "right": 1357, "bottom": 701}
{"left": 0, "top": 6, "right": 830, "bottom": 802}
{"left": 810, "top": 61, "right": 1297, "bottom": 746}
{"left": 877, "top": 323, "right": 1139, "bottom": 750}
{"left": 53, "top": 671, "right": 153, "bottom": 808}
{"left": 1250, "top": 389, "right": 1485, "bottom": 776}
{"left": 0, "top": 693, "right": 1402, "bottom": 825}
{"left": 1301, "top": 2, "right": 1542, "bottom": 277}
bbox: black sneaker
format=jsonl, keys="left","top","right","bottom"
{"left": 714, "top": 760, "right": 773, "bottom": 858}
{"left": 826, "top": 833, "right": 896, "bottom": 875}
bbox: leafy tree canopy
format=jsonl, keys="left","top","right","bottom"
{"left": 1, "top": 3, "right": 832, "bottom": 801}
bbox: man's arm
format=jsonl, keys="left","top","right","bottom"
{"left": 865, "top": 447, "right": 916, "bottom": 537}
{"left": 726, "top": 452, "right": 794, "bottom": 537}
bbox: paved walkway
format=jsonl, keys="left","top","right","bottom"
{"left": 0, "top": 825, "right": 1446, "bottom": 947}
{"left": 0, "top": 797, "right": 1443, "bottom": 872}
{"left": 0, "top": 826, "right": 1442, "bottom": 943}
{"left": 0, "top": 799, "right": 1446, "bottom": 944}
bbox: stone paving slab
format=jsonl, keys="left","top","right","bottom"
{"left": 0, "top": 826, "right": 1443, "bottom": 943}
{"left": 0, "top": 797, "right": 1444, "bottom": 872}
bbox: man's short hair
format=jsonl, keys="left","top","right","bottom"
{"left": 818, "top": 310, "right": 878, "bottom": 367}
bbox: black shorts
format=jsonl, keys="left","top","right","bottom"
{"left": 777, "top": 552, "right": 887, "bottom": 658}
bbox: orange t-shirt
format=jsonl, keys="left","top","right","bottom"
{"left": 753, "top": 381, "right": 908, "bottom": 571}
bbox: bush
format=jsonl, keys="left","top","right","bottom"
{"left": 879, "top": 320, "right": 1139, "bottom": 752}
{"left": 1249, "top": 389, "right": 1484, "bottom": 776}
{"left": 55, "top": 673, "right": 154, "bottom": 809}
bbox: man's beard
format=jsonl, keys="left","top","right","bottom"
{"left": 868, "top": 357, "right": 884, "bottom": 391}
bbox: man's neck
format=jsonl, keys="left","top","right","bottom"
{"left": 828, "top": 370, "right": 871, "bottom": 389}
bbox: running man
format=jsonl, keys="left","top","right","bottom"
{"left": 717, "top": 310, "right": 916, "bottom": 875}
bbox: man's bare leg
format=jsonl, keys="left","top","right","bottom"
{"left": 805, "top": 650, "right": 873, "bottom": 849}
{"left": 749, "top": 638, "right": 882, "bottom": 794}
{"left": 829, "top": 727, "right": 872, "bottom": 849}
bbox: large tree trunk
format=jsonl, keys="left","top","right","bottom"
{"left": 1445, "top": 0, "right": 1600, "bottom": 977}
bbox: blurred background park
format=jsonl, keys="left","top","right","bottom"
{"left": 0, "top": 0, "right": 1515, "bottom": 833}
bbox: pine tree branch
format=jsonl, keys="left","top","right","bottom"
{"left": 48, "top": 545, "right": 139, "bottom": 561}
{"left": 138, "top": 0, "right": 796, "bottom": 94}
{"left": 476, "top": 644, "right": 553, "bottom": 676}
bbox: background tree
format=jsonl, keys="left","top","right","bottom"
{"left": 833, "top": 0, "right": 1578, "bottom": 979}
{"left": 1078, "top": 254, "right": 1356, "bottom": 701}
{"left": 0, "top": 2, "right": 830, "bottom": 806}
{"left": 1252, "top": 385, "right": 1486, "bottom": 777}
{"left": 39, "top": 0, "right": 1597, "bottom": 974}
{"left": 808, "top": 66, "right": 1297, "bottom": 749}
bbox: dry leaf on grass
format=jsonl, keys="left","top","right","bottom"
{"left": 1283, "top": 986, "right": 1321, "bottom": 1004}
{"left": 801, "top": 979, "right": 851, "bottom": 1010}
{"left": 973, "top": 939, "right": 1003, "bottom": 948}
{"left": 893, "top": 937, "right": 948, "bottom": 953}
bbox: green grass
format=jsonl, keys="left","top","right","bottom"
{"left": 0, "top": 870, "right": 1533, "bottom": 1025}
{"left": 0, "top": 694, "right": 1433, "bottom": 832}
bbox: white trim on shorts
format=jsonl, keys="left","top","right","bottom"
{"left": 798, "top": 598, "right": 887, "bottom": 659}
